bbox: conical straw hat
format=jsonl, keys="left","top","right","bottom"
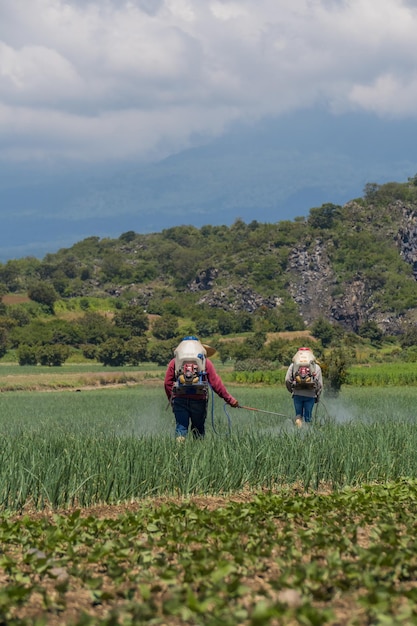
{"left": 202, "top": 344, "right": 216, "bottom": 357}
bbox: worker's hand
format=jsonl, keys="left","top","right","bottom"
{"left": 229, "top": 398, "right": 239, "bottom": 408}
{"left": 315, "top": 396, "right": 319, "bottom": 404}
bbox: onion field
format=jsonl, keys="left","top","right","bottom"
{"left": 1, "top": 385, "right": 417, "bottom": 511}
{"left": 2, "top": 383, "right": 417, "bottom": 624}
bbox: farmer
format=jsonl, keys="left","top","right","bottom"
{"left": 164, "top": 336, "right": 239, "bottom": 440}
{"left": 285, "top": 347, "right": 323, "bottom": 427}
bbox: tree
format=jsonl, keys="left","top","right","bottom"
{"left": 7, "top": 307, "right": 31, "bottom": 327}
{"left": 58, "top": 255, "right": 79, "bottom": 279}
{"left": 216, "top": 310, "right": 238, "bottom": 335}
{"left": 400, "top": 327, "right": 417, "bottom": 349}
{"left": 151, "top": 314, "right": 178, "bottom": 340}
{"left": 358, "top": 320, "right": 383, "bottom": 347}
{"left": 195, "top": 316, "right": 219, "bottom": 336}
{"left": 17, "top": 345, "right": 38, "bottom": 365}
{"left": 245, "top": 331, "right": 267, "bottom": 352}
{"left": 217, "top": 342, "right": 233, "bottom": 365}
{"left": 80, "top": 343, "right": 98, "bottom": 361}
{"left": 98, "top": 338, "right": 127, "bottom": 366}
{"left": 308, "top": 203, "right": 342, "bottom": 229}
{"left": 148, "top": 341, "right": 176, "bottom": 366}
{"left": 235, "top": 311, "right": 253, "bottom": 333}
{"left": 28, "top": 281, "right": 58, "bottom": 313}
{"left": 0, "top": 326, "right": 7, "bottom": 359}
{"left": 51, "top": 270, "right": 70, "bottom": 295}
{"left": 9, "top": 319, "right": 53, "bottom": 348}
{"left": 125, "top": 336, "right": 148, "bottom": 365}
{"left": 119, "top": 230, "right": 137, "bottom": 243}
{"left": 113, "top": 305, "right": 149, "bottom": 336}
{"left": 311, "top": 317, "right": 335, "bottom": 347}
{"left": 37, "top": 344, "right": 70, "bottom": 366}
{"left": 364, "top": 182, "right": 380, "bottom": 202}
{"left": 48, "top": 319, "right": 82, "bottom": 345}
{"left": 101, "top": 253, "right": 132, "bottom": 282}
{"left": 321, "top": 348, "right": 350, "bottom": 395}
{"left": 0, "top": 260, "right": 21, "bottom": 292}
{"left": 75, "top": 312, "right": 113, "bottom": 345}
{"left": 232, "top": 342, "right": 252, "bottom": 362}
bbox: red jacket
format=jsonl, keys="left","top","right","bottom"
{"left": 164, "top": 358, "right": 236, "bottom": 404}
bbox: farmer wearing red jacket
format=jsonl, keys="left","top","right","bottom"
{"left": 164, "top": 336, "right": 239, "bottom": 440}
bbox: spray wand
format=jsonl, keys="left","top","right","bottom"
{"left": 238, "top": 405, "right": 292, "bottom": 419}
{"left": 216, "top": 401, "right": 297, "bottom": 436}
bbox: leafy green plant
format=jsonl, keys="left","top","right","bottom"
{"left": 2, "top": 480, "right": 417, "bottom": 624}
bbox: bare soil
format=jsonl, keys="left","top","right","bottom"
{"left": 2, "top": 294, "right": 31, "bottom": 305}
{"left": 0, "top": 369, "right": 164, "bottom": 392}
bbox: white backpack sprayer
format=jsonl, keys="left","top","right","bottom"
{"left": 173, "top": 336, "right": 209, "bottom": 396}
{"left": 291, "top": 347, "right": 318, "bottom": 389}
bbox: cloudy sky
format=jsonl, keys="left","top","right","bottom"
{"left": 1, "top": 0, "right": 417, "bottom": 258}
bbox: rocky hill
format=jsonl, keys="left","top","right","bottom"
{"left": 287, "top": 195, "right": 417, "bottom": 334}
{"left": 1, "top": 177, "right": 417, "bottom": 337}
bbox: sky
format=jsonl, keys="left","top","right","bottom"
{"left": 1, "top": 0, "right": 417, "bottom": 260}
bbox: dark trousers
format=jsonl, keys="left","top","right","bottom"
{"left": 172, "top": 397, "right": 207, "bottom": 438}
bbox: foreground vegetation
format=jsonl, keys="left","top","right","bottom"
{"left": 2, "top": 480, "right": 417, "bottom": 625}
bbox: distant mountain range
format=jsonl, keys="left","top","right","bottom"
{"left": 1, "top": 110, "right": 416, "bottom": 261}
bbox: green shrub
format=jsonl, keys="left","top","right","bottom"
{"left": 17, "top": 345, "right": 38, "bottom": 366}
{"left": 37, "top": 344, "right": 70, "bottom": 366}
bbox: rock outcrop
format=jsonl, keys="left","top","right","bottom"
{"left": 396, "top": 205, "right": 417, "bottom": 279}
{"left": 197, "top": 201, "right": 417, "bottom": 335}
{"left": 285, "top": 202, "right": 417, "bottom": 334}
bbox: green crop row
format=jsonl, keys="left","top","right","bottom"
{"left": 1, "top": 480, "right": 417, "bottom": 624}
{"left": 0, "top": 387, "right": 416, "bottom": 511}
{"left": 227, "top": 363, "right": 417, "bottom": 387}
{"left": 229, "top": 370, "right": 286, "bottom": 384}
{"left": 347, "top": 362, "right": 417, "bottom": 386}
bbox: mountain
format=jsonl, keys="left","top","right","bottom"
{"left": 1, "top": 111, "right": 416, "bottom": 261}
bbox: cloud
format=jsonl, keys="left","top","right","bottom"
{"left": 350, "top": 73, "right": 417, "bottom": 116}
{"left": 0, "top": 42, "right": 82, "bottom": 104}
{"left": 1, "top": 0, "right": 417, "bottom": 164}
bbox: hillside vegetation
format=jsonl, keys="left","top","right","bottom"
{"left": 0, "top": 176, "right": 417, "bottom": 370}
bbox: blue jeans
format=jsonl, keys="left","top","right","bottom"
{"left": 172, "top": 397, "right": 208, "bottom": 438}
{"left": 293, "top": 395, "right": 315, "bottom": 423}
